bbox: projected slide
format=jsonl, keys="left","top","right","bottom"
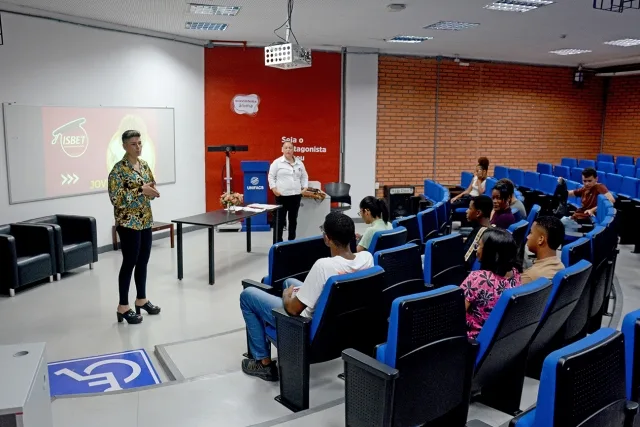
{"left": 3, "top": 104, "right": 175, "bottom": 204}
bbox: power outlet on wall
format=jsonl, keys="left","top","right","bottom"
{"left": 375, "top": 182, "right": 380, "bottom": 189}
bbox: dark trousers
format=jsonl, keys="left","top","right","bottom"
{"left": 117, "top": 226, "right": 152, "bottom": 306}
{"left": 275, "top": 194, "right": 302, "bottom": 242}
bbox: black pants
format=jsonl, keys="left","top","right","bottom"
{"left": 117, "top": 226, "right": 152, "bottom": 306}
{"left": 275, "top": 194, "right": 302, "bottom": 242}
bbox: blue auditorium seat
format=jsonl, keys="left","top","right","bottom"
{"left": 242, "top": 236, "right": 330, "bottom": 294}
{"left": 417, "top": 207, "right": 438, "bottom": 244}
{"left": 392, "top": 215, "right": 421, "bottom": 247}
{"left": 607, "top": 173, "right": 623, "bottom": 194}
{"left": 494, "top": 165, "right": 509, "bottom": 180}
{"left": 561, "top": 237, "right": 590, "bottom": 268}
{"left": 484, "top": 177, "right": 497, "bottom": 196}
{"left": 578, "top": 159, "right": 596, "bottom": 169}
{"left": 423, "top": 233, "right": 466, "bottom": 288}
{"left": 619, "top": 177, "right": 639, "bottom": 199}
{"left": 368, "top": 227, "right": 407, "bottom": 254}
{"left": 622, "top": 309, "right": 640, "bottom": 403}
{"left": 460, "top": 171, "right": 474, "bottom": 189}
{"left": 507, "top": 219, "right": 528, "bottom": 267}
{"left": 617, "top": 155, "right": 635, "bottom": 167}
{"left": 536, "top": 163, "right": 553, "bottom": 175}
{"left": 597, "top": 153, "right": 615, "bottom": 163}
{"left": 510, "top": 328, "right": 638, "bottom": 427}
{"left": 435, "top": 201, "right": 449, "bottom": 235}
{"left": 619, "top": 163, "right": 636, "bottom": 178}
{"left": 553, "top": 165, "right": 570, "bottom": 179}
{"left": 571, "top": 167, "right": 583, "bottom": 183}
{"left": 268, "top": 266, "right": 387, "bottom": 412}
{"left": 374, "top": 243, "right": 426, "bottom": 314}
{"left": 538, "top": 174, "right": 557, "bottom": 195}
{"left": 597, "top": 161, "right": 615, "bottom": 174}
{"left": 523, "top": 172, "right": 539, "bottom": 190}
{"left": 472, "top": 278, "right": 553, "bottom": 415}
{"left": 559, "top": 237, "right": 592, "bottom": 346}
{"left": 561, "top": 157, "right": 578, "bottom": 169}
{"left": 597, "top": 170, "right": 607, "bottom": 186}
{"left": 525, "top": 260, "right": 593, "bottom": 379}
{"left": 509, "top": 168, "right": 524, "bottom": 187}
{"left": 524, "top": 204, "right": 541, "bottom": 239}
{"left": 342, "top": 286, "right": 478, "bottom": 426}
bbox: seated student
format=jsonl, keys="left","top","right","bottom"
{"left": 490, "top": 182, "right": 517, "bottom": 229}
{"left": 356, "top": 196, "right": 393, "bottom": 252}
{"left": 521, "top": 216, "right": 565, "bottom": 284}
{"left": 451, "top": 156, "right": 490, "bottom": 208}
{"left": 463, "top": 195, "right": 493, "bottom": 271}
{"left": 497, "top": 178, "right": 527, "bottom": 220}
{"left": 239, "top": 212, "right": 374, "bottom": 381}
{"left": 561, "top": 167, "right": 615, "bottom": 231}
{"left": 459, "top": 228, "right": 522, "bottom": 339}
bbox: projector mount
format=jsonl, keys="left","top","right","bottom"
{"left": 264, "top": 0, "right": 312, "bottom": 70}
{"left": 593, "top": 0, "right": 640, "bottom": 12}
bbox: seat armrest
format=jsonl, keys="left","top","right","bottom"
{"left": 625, "top": 401, "right": 639, "bottom": 427}
{"left": 342, "top": 348, "right": 398, "bottom": 427}
{"left": 509, "top": 406, "right": 536, "bottom": 427}
{"left": 341, "top": 348, "right": 399, "bottom": 380}
{"left": 0, "top": 234, "right": 19, "bottom": 290}
{"left": 242, "top": 279, "right": 279, "bottom": 295}
{"left": 30, "top": 223, "right": 64, "bottom": 274}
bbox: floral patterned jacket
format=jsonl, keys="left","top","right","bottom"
{"left": 108, "top": 155, "right": 155, "bottom": 230}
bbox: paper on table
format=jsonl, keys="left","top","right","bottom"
{"left": 242, "top": 206, "right": 265, "bottom": 213}
{"left": 247, "top": 203, "right": 279, "bottom": 210}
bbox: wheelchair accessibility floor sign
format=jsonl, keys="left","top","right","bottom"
{"left": 48, "top": 349, "right": 161, "bottom": 396}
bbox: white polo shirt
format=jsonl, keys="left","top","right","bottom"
{"left": 268, "top": 156, "right": 309, "bottom": 196}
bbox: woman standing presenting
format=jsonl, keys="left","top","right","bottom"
{"left": 108, "top": 130, "right": 161, "bottom": 325}
{"left": 268, "top": 141, "right": 309, "bottom": 242}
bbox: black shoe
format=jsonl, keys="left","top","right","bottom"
{"left": 117, "top": 309, "right": 143, "bottom": 324}
{"left": 135, "top": 301, "right": 161, "bottom": 315}
{"left": 241, "top": 359, "right": 279, "bottom": 381}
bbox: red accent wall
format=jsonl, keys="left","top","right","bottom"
{"left": 204, "top": 47, "right": 341, "bottom": 211}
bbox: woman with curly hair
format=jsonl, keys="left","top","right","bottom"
{"left": 451, "top": 157, "right": 490, "bottom": 209}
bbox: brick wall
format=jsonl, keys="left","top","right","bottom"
{"left": 602, "top": 75, "right": 640, "bottom": 157}
{"left": 376, "top": 56, "right": 605, "bottom": 194}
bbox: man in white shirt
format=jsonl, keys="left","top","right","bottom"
{"left": 239, "top": 212, "right": 374, "bottom": 381}
{"left": 268, "top": 141, "right": 309, "bottom": 242}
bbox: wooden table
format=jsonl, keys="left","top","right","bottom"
{"left": 112, "top": 222, "right": 174, "bottom": 250}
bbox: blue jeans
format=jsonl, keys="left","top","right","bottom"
{"left": 240, "top": 278, "right": 302, "bottom": 360}
{"left": 561, "top": 216, "right": 581, "bottom": 231}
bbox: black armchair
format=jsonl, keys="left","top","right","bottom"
{"left": 21, "top": 214, "right": 98, "bottom": 277}
{"left": 0, "top": 224, "right": 56, "bottom": 296}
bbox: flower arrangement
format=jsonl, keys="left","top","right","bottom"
{"left": 220, "top": 192, "right": 244, "bottom": 209}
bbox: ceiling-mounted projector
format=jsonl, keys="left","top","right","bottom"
{"left": 265, "top": 43, "right": 312, "bottom": 70}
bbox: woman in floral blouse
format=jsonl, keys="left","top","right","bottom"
{"left": 460, "top": 227, "right": 521, "bottom": 339}
{"left": 108, "top": 130, "right": 161, "bottom": 325}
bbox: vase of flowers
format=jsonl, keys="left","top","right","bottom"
{"left": 220, "top": 192, "right": 244, "bottom": 212}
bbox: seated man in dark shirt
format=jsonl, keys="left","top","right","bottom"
{"left": 561, "top": 167, "right": 615, "bottom": 231}
{"left": 463, "top": 195, "right": 493, "bottom": 270}
{"left": 490, "top": 182, "right": 517, "bottom": 229}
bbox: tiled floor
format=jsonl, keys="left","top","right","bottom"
{"left": 0, "top": 226, "right": 637, "bottom": 427}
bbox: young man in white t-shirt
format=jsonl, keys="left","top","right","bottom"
{"left": 239, "top": 212, "right": 374, "bottom": 381}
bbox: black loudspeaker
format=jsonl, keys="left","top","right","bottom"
{"left": 383, "top": 186, "right": 415, "bottom": 221}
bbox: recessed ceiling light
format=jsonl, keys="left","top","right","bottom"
{"left": 189, "top": 4, "right": 241, "bottom": 16}
{"left": 424, "top": 21, "right": 480, "bottom": 30}
{"left": 185, "top": 22, "right": 228, "bottom": 31}
{"left": 385, "top": 35, "right": 433, "bottom": 43}
{"left": 549, "top": 49, "right": 592, "bottom": 55}
{"left": 604, "top": 38, "right": 640, "bottom": 47}
{"left": 484, "top": 0, "right": 554, "bottom": 12}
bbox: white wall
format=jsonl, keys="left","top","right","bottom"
{"left": 0, "top": 13, "right": 205, "bottom": 247}
{"left": 344, "top": 52, "right": 378, "bottom": 218}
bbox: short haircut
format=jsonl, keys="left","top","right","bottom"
{"left": 471, "top": 195, "right": 493, "bottom": 219}
{"left": 323, "top": 212, "right": 355, "bottom": 247}
{"left": 582, "top": 167, "right": 597, "bottom": 179}
{"left": 122, "top": 130, "right": 141, "bottom": 143}
{"left": 492, "top": 183, "right": 511, "bottom": 201}
{"left": 479, "top": 228, "right": 517, "bottom": 277}
{"left": 534, "top": 216, "right": 565, "bottom": 250}
{"left": 496, "top": 178, "right": 515, "bottom": 197}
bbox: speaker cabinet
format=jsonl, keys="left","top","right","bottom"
{"left": 383, "top": 186, "right": 415, "bottom": 221}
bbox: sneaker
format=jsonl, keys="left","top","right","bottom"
{"left": 241, "top": 359, "right": 279, "bottom": 381}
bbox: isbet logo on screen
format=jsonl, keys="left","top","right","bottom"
{"left": 247, "top": 176, "right": 264, "bottom": 190}
{"left": 51, "top": 118, "right": 90, "bottom": 158}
